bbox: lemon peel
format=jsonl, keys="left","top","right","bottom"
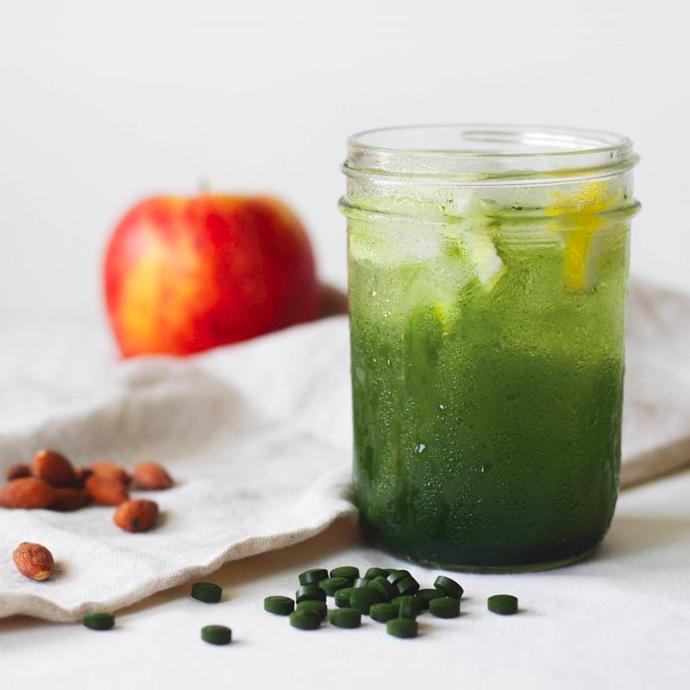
{"left": 545, "top": 181, "right": 622, "bottom": 293}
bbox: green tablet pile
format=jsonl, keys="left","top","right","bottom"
{"left": 263, "top": 565, "right": 516, "bottom": 639}
{"left": 79, "top": 568, "right": 519, "bottom": 644}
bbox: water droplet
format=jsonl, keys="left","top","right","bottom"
{"left": 439, "top": 404, "right": 446, "bottom": 411}
{"left": 414, "top": 443, "right": 427, "bottom": 455}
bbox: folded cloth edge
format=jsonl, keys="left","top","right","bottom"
{"left": 0, "top": 467, "right": 355, "bottom": 622}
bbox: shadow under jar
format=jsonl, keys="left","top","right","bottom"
{"left": 340, "top": 124, "right": 640, "bottom": 572}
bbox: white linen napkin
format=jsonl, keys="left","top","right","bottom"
{"left": 0, "top": 278, "right": 688, "bottom": 621}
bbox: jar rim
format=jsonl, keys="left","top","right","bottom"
{"left": 344, "top": 124, "right": 638, "bottom": 183}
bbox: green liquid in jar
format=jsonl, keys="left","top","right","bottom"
{"left": 347, "top": 186, "right": 632, "bottom": 571}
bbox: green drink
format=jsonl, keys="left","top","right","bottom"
{"left": 341, "top": 125, "right": 639, "bottom": 571}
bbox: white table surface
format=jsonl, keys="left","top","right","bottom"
{"left": 3, "top": 466, "right": 689, "bottom": 690}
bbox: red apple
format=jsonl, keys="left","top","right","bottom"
{"left": 104, "top": 195, "right": 319, "bottom": 356}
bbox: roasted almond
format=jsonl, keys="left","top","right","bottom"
{"left": 31, "top": 449, "right": 77, "bottom": 487}
{"left": 85, "top": 475, "right": 129, "bottom": 506}
{"left": 51, "top": 487, "right": 90, "bottom": 512}
{"left": 113, "top": 499, "right": 159, "bottom": 533}
{"left": 91, "top": 461, "right": 130, "bottom": 485}
{"left": 74, "top": 466, "right": 93, "bottom": 487}
{"left": 5, "top": 463, "right": 31, "bottom": 482}
{"left": 0, "top": 477, "right": 56, "bottom": 509}
{"left": 132, "top": 462, "right": 173, "bottom": 490}
{"left": 13, "top": 542, "right": 54, "bottom": 581}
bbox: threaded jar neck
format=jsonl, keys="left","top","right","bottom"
{"left": 343, "top": 124, "right": 638, "bottom": 185}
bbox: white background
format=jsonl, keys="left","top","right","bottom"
{"left": 0, "top": 0, "right": 689, "bottom": 321}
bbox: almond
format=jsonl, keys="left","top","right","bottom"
{"left": 5, "top": 463, "right": 31, "bottom": 482}
{"left": 0, "top": 477, "right": 55, "bottom": 509}
{"left": 31, "top": 449, "right": 77, "bottom": 487}
{"left": 74, "top": 466, "right": 93, "bottom": 487}
{"left": 85, "top": 475, "right": 129, "bottom": 506}
{"left": 132, "top": 462, "right": 173, "bottom": 490}
{"left": 13, "top": 542, "right": 54, "bottom": 581}
{"left": 113, "top": 499, "right": 159, "bottom": 533}
{"left": 51, "top": 487, "right": 90, "bottom": 512}
{"left": 91, "top": 461, "right": 130, "bottom": 485}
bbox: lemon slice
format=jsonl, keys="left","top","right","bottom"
{"left": 545, "top": 181, "right": 622, "bottom": 293}
{"left": 443, "top": 200, "right": 506, "bottom": 291}
{"left": 562, "top": 216, "right": 603, "bottom": 293}
{"left": 458, "top": 228, "right": 506, "bottom": 290}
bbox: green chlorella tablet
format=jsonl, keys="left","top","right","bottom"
{"left": 330, "top": 566, "right": 359, "bottom": 582}
{"left": 191, "top": 582, "right": 222, "bottom": 604}
{"left": 434, "top": 575, "right": 464, "bottom": 600}
{"left": 329, "top": 607, "right": 361, "bottom": 629}
{"left": 369, "top": 576, "right": 395, "bottom": 601}
{"left": 83, "top": 612, "right": 115, "bottom": 631}
{"left": 319, "top": 576, "right": 350, "bottom": 596}
{"left": 353, "top": 577, "right": 370, "bottom": 589}
{"left": 370, "top": 602, "right": 399, "bottom": 623}
{"left": 264, "top": 595, "right": 295, "bottom": 616}
{"left": 488, "top": 594, "right": 518, "bottom": 615}
{"left": 365, "top": 567, "right": 389, "bottom": 580}
{"left": 201, "top": 625, "right": 232, "bottom": 645}
{"left": 386, "top": 570, "right": 410, "bottom": 586}
{"left": 429, "top": 596, "right": 460, "bottom": 619}
{"left": 298, "top": 568, "right": 329, "bottom": 585}
{"left": 290, "top": 609, "right": 321, "bottom": 630}
{"left": 417, "top": 588, "right": 443, "bottom": 608}
{"left": 335, "top": 587, "right": 353, "bottom": 608}
{"left": 397, "top": 595, "right": 418, "bottom": 620}
{"left": 296, "top": 585, "right": 327, "bottom": 603}
{"left": 350, "top": 586, "right": 385, "bottom": 614}
{"left": 387, "top": 617, "right": 418, "bottom": 639}
{"left": 297, "top": 599, "right": 328, "bottom": 621}
{"left": 396, "top": 576, "right": 420, "bottom": 596}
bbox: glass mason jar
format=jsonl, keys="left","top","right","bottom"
{"left": 340, "top": 125, "right": 640, "bottom": 572}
